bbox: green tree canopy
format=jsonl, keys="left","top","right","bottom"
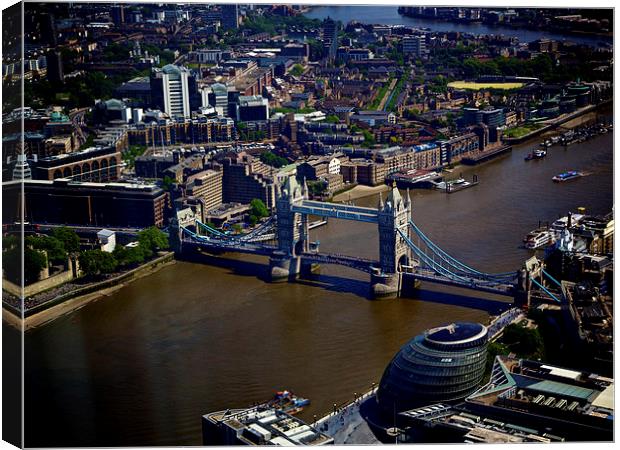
{"left": 249, "top": 199, "right": 269, "bottom": 219}
{"left": 79, "top": 250, "right": 118, "bottom": 277}
{"left": 259, "top": 151, "right": 288, "bottom": 168}
{"left": 52, "top": 226, "right": 80, "bottom": 253}
{"left": 502, "top": 323, "right": 545, "bottom": 360}
{"left": 112, "top": 245, "right": 146, "bottom": 268}
{"left": 26, "top": 235, "right": 67, "bottom": 265}
{"left": 138, "top": 226, "right": 169, "bottom": 255}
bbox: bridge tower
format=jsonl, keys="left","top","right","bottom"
{"left": 372, "top": 185, "right": 412, "bottom": 297}
{"left": 168, "top": 216, "right": 183, "bottom": 254}
{"left": 271, "top": 176, "right": 309, "bottom": 281}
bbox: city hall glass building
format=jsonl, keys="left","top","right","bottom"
{"left": 377, "top": 322, "right": 489, "bottom": 413}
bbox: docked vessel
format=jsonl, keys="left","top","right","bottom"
{"left": 435, "top": 176, "right": 479, "bottom": 193}
{"left": 523, "top": 212, "right": 585, "bottom": 249}
{"left": 550, "top": 213, "right": 585, "bottom": 233}
{"left": 524, "top": 149, "right": 547, "bottom": 161}
{"left": 524, "top": 230, "right": 556, "bottom": 249}
{"left": 539, "top": 140, "right": 552, "bottom": 148}
{"left": 552, "top": 170, "right": 582, "bottom": 182}
{"left": 264, "top": 390, "right": 310, "bottom": 415}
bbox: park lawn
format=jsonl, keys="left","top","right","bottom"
{"left": 448, "top": 81, "right": 524, "bottom": 90}
{"left": 503, "top": 124, "right": 543, "bottom": 138}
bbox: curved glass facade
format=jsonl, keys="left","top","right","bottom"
{"left": 377, "top": 323, "right": 488, "bottom": 413}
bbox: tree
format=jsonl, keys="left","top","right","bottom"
{"left": 52, "top": 227, "right": 80, "bottom": 254}
{"left": 2, "top": 234, "right": 18, "bottom": 251}
{"left": 79, "top": 250, "right": 118, "bottom": 277}
{"left": 78, "top": 250, "right": 101, "bottom": 277}
{"left": 3, "top": 246, "right": 47, "bottom": 285}
{"left": 138, "top": 226, "right": 169, "bottom": 255}
{"left": 324, "top": 114, "right": 341, "bottom": 124}
{"left": 24, "top": 248, "right": 48, "bottom": 284}
{"left": 98, "top": 251, "right": 118, "bottom": 274}
{"left": 26, "top": 235, "right": 67, "bottom": 265}
{"left": 162, "top": 176, "right": 175, "bottom": 191}
{"left": 362, "top": 129, "right": 376, "bottom": 147}
{"left": 307, "top": 180, "right": 328, "bottom": 197}
{"left": 502, "top": 323, "right": 545, "bottom": 360}
{"left": 249, "top": 199, "right": 269, "bottom": 220}
{"left": 259, "top": 151, "right": 288, "bottom": 168}
{"left": 290, "top": 64, "right": 304, "bottom": 77}
{"left": 113, "top": 246, "right": 146, "bottom": 268}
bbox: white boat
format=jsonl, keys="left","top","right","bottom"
{"left": 524, "top": 230, "right": 556, "bottom": 249}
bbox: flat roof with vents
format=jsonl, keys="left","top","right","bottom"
{"left": 526, "top": 380, "right": 596, "bottom": 402}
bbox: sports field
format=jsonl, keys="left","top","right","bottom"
{"left": 448, "top": 81, "right": 524, "bottom": 90}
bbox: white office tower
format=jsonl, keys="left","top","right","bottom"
{"left": 155, "top": 65, "right": 192, "bottom": 119}
{"left": 402, "top": 35, "right": 427, "bottom": 58}
{"left": 210, "top": 83, "right": 229, "bottom": 117}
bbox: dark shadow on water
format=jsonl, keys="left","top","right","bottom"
{"left": 179, "top": 252, "right": 374, "bottom": 298}
{"left": 179, "top": 253, "right": 514, "bottom": 310}
{"left": 295, "top": 273, "right": 372, "bottom": 299}
{"left": 402, "top": 287, "right": 511, "bottom": 315}
{"left": 179, "top": 252, "right": 272, "bottom": 282}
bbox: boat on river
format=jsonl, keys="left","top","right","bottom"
{"left": 524, "top": 229, "right": 556, "bottom": 249}
{"left": 264, "top": 390, "right": 310, "bottom": 415}
{"left": 525, "top": 149, "right": 547, "bottom": 161}
{"left": 552, "top": 171, "right": 582, "bottom": 182}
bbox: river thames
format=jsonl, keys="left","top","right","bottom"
{"left": 304, "top": 6, "right": 612, "bottom": 47}
{"left": 22, "top": 104, "right": 613, "bottom": 446}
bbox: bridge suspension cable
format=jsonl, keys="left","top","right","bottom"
{"left": 195, "top": 220, "right": 229, "bottom": 238}
{"left": 407, "top": 220, "right": 515, "bottom": 281}
{"left": 398, "top": 229, "right": 471, "bottom": 282}
{"left": 195, "top": 217, "right": 277, "bottom": 242}
{"left": 530, "top": 277, "right": 562, "bottom": 303}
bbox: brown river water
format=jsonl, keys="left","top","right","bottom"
{"left": 19, "top": 112, "right": 612, "bottom": 446}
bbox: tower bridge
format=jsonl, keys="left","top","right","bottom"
{"left": 170, "top": 176, "right": 543, "bottom": 301}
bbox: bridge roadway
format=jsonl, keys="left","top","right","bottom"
{"left": 299, "top": 252, "right": 377, "bottom": 273}
{"left": 404, "top": 267, "right": 515, "bottom": 296}
{"left": 291, "top": 200, "right": 379, "bottom": 223}
{"left": 181, "top": 237, "right": 276, "bottom": 256}
{"left": 182, "top": 235, "right": 378, "bottom": 273}
{"left": 181, "top": 230, "right": 517, "bottom": 296}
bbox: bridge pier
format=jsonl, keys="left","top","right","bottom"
{"left": 300, "top": 260, "right": 320, "bottom": 277}
{"left": 399, "top": 273, "right": 422, "bottom": 297}
{"left": 370, "top": 272, "right": 400, "bottom": 299}
{"left": 269, "top": 255, "right": 301, "bottom": 282}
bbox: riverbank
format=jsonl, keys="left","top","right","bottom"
{"left": 3, "top": 252, "right": 176, "bottom": 331}
{"left": 332, "top": 184, "right": 390, "bottom": 202}
{"left": 503, "top": 101, "right": 610, "bottom": 144}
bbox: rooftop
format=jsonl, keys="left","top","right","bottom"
{"left": 204, "top": 406, "right": 333, "bottom": 446}
{"left": 426, "top": 322, "right": 487, "bottom": 344}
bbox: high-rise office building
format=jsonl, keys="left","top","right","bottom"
{"left": 151, "top": 65, "right": 199, "bottom": 119}
{"left": 111, "top": 5, "right": 125, "bottom": 26}
{"left": 204, "top": 83, "right": 230, "bottom": 117}
{"left": 220, "top": 4, "right": 239, "bottom": 30}
{"left": 402, "top": 35, "right": 427, "bottom": 58}
{"left": 46, "top": 50, "right": 64, "bottom": 83}
{"left": 236, "top": 95, "right": 269, "bottom": 121}
{"left": 322, "top": 18, "right": 338, "bottom": 61}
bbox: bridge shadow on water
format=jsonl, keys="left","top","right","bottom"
{"left": 294, "top": 273, "right": 372, "bottom": 299}
{"left": 181, "top": 253, "right": 272, "bottom": 283}
{"left": 401, "top": 287, "right": 512, "bottom": 315}
{"left": 181, "top": 253, "right": 514, "bottom": 310}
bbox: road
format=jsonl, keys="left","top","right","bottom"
{"left": 377, "top": 78, "right": 398, "bottom": 111}
{"left": 69, "top": 107, "right": 89, "bottom": 147}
